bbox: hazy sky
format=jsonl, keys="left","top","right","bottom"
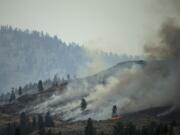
{"left": 0, "top": 0, "right": 178, "bottom": 55}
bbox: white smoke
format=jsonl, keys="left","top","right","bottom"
{"left": 30, "top": 63, "right": 145, "bottom": 120}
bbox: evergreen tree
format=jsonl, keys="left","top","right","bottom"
{"left": 113, "top": 121, "right": 124, "bottom": 135}
{"left": 46, "top": 129, "right": 52, "bottom": 135}
{"left": 19, "top": 112, "right": 30, "bottom": 135}
{"left": 163, "top": 124, "right": 168, "bottom": 135}
{"left": 58, "top": 131, "right": 62, "bottom": 135}
{"left": 18, "top": 87, "right": 22, "bottom": 96}
{"left": 9, "top": 89, "right": 16, "bottom": 102}
{"left": 149, "top": 121, "right": 157, "bottom": 135}
{"left": 81, "top": 98, "right": 87, "bottom": 111}
{"left": 169, "top": 121, "right": 175, "bottom": 135}
{"left": 45, "top": 111, "right": 54, "bottom": 127}
{"left": 127, "top": 122, "right": 136, "bottom": 135}
{"left": 170, "top": 120, "right": 177, "bottom": 127}
{"left": 38, "top": 80, "right": 44, "bottom": 91}
{"left": 7, "top": 123, "right": 11, "bottom": 135}
{"left": 112, "top": 105, "right": 117, "bottom": 117}
{"left": 141, "top": 126, "right": 148, "bottom": 135}
{"left": 20, "top": 112, "right": 27, "bottom": 125}
{"left": 39, "top": 128, "right": 45, "bottom": 135}
{"left": 15, "top": 127, "right": 21, "bottom": 135}
{"left": 67, "top": 74, "right": 70, "bottom": 80}
{"left": 32, "top": 116, "right": 37, "bottom": 128}
{"left": 38, "top": 114, "right": 44, "bottom": 129}
{"left": 99, "top": 131, "right": 105, "bottom": 135}
{"left": 85, "top": 118, "right": 96, "bottom": 135}
{"left": 0, "top": 93, "right": 5, "bottom": 102}
{"left": 53, "top": 74, "right": 58, "bottom": 86}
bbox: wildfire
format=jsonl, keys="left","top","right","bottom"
{"left": 111, "top": 115, "right": 123, "bottom": 120}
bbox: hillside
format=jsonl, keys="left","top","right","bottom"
{"left": 0, "top": 60, "right": 180, "bottom": 135}
{"left": 0, "top": 26, "right": 140, "bottom": 93}
{"left": 0, "top": 60, "right": 144, "bottom": 118}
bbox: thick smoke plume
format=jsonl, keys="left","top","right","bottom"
{"left": 144, "top": 21, "right": 180, "bottom": 106}
{"left": 83, "top": 30, "right": 180, "bottom": 116}
{"left": 86, "top": 21, "right": 180, "bottom": 117}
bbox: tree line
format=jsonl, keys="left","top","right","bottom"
{"left": 0, "top": 111, "right": 54, "bottom": 135}
{"left": 84, "top": 118, "right": 177, "bottom": 135}
{"left": 0, "top": 112, "right": 177, "bottom": 135}
{"left": 0, "top": 74, "right": 72, "bottom": 104}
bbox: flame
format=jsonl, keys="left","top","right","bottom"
{"left": 111, "top": 115, "right": 123, "bottom": 120}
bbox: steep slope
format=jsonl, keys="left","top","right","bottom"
{"left": 0, "top": 60, "right": 144, "bottom": 120}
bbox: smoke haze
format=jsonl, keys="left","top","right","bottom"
{"left": 1, "top": 0, "right": 180, "bottom": 121}
{"left": 30, "top": 20, "right": 180, "bottom": 120}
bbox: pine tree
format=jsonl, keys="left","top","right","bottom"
{"left": 18, "top": 87, "right": 22, "bottom": 96}
{"left": 67, "top": 74, "right": 70, "bottom": 80}
{"left": 9, "top": 89, "right": 16, "bottom": 102}
{"left": 53, "top": 74, "right": 58, "bottom": 86}
{"left": 141, "top": 126, "right": 148, "bottom": 135}
{"left": 15, "top": 127, "right": 21, "bottom": 135}
{"left": 170, "top": 120, "right": 177, "bottom": 127}
{"left": 58, "top": 131, "right": 62, "bottom": 135}
{"left": 99, "top": 131, "right": 105, "bottom": 135}
{"left": 46, "top": 129, "right": 52, "bottom": 135}
{"left": 38, "top": 80, "right": 44, "bottom": 91}
{"left": 0, "top": 93, "right": 5, "bottom": 102}
{"left": 45, "top": 112, "right": 54, "bottom": 127}
{"left": 113, "top": 121, "right": 124, "bottom": 135}
{"left": 127, "top": 122, "right": 136, "bottom": 135}
{"left": 169, "top": 121, "right": 175, "bottom": 135}
{"left": 39, "top": 128, "right": 45, "bottom": 135}
{"left": 19, "top": 112, "right": 30, "bottom": 135}
{"left": 81, "top": 98, "right": 87, "bottom": 111}
{"left": 38, "top": 114, "right": 44, "bottom": 129}
{"left": 20, "top": 112, "right": 27, "bottom": 125}
{"left": 112, "top": 105, "right": 117, "bottom": 117}
{"left": 32, "top": 116, "right": 37, "bottom": 128}
{"left": 85, "top": 118, "right": 96, "bottom": 135}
